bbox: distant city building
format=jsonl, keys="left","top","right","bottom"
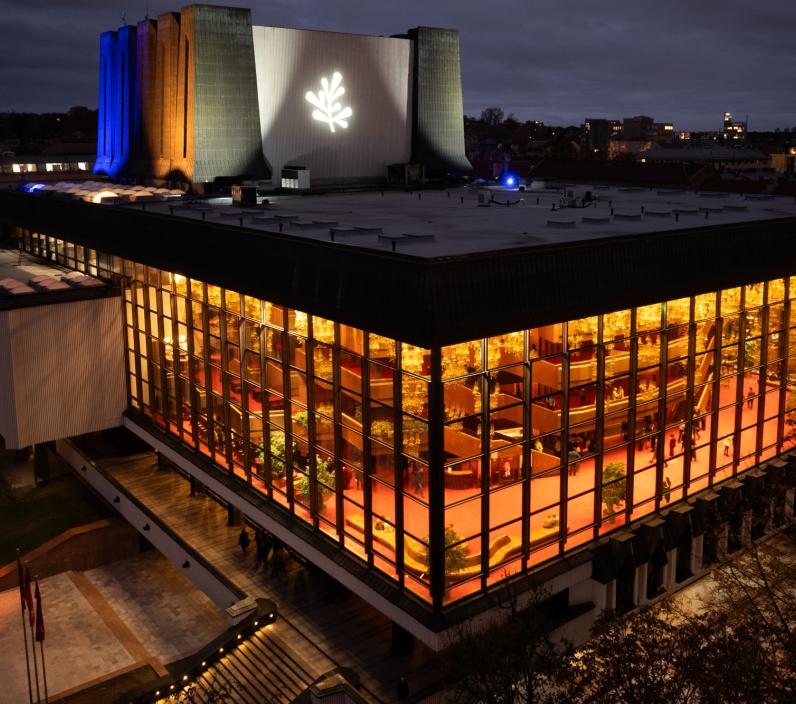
{"left": 583, "top": 118, "right": 614, "bottom": 151}
{"left": 638, "top": 145, "right": 770, "bottom": 172}
{"left": 622, "top": 115, "right": 654, "bottom": 141}
{"left": 619, "top": 115, "right": 675, "bottom": 146}
{"left": 723, "top": 112, "right": 747, "bottom": 142}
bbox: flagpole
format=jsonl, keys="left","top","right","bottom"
{"left": 16, "top": 551, "right": 34, "bottom": 704}
{"left": 35, "top": 577, "right": 49, "bottom": 704}
{"left": 29, "top": 615, "right": 40, "bottom": 704}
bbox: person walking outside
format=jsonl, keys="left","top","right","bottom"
{"left": 238, "top": 526, "right": 250, "bottom": 555}
{"left": 255, "top": 531, "right": 270, "bottom": 570}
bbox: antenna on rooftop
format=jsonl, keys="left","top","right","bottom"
{"left": 122, "top": 11, "right": 127, "bottom": 26}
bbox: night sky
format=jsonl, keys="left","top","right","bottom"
{"left": 1, "top": 0, "right": 794, "bottom": 131}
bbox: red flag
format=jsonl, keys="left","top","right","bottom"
{"left": 22, "top": 566, "right": 34, "bottom": 627}
{"left": 34, "top": 579, "right": 45, "bottom": 643}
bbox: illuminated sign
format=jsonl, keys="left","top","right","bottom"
{"left": 305, "top": 72, "right": 352, "bottom": 133}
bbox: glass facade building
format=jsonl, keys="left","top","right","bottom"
{"left": 17, "top": 227, "right": 796, "bottom": 610}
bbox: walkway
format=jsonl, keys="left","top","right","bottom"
{"left": 93, "top": 449, "right": 440, "bottom": 704}
{"left": 0, "top": 552, "right": 228, "bottom": 703}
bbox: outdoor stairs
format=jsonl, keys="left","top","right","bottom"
{"left": 159, "top": 628, "right": 316, "bottom": 703}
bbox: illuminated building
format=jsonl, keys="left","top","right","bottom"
{"left": 1, "top": 3, "right": 795, "bottom": 656}
{"left": 2, "top": 184, "right": 796, "bottom": 650}
{"left": 93, "top": 5, "right": 471, "bottom": 187}
{"left": 723, "top": 112, "right": 747, "bottom": 142}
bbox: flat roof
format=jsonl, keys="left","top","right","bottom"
{"left": 119, "top": 186, "right": 796, "bottom": 259}
{"left": 1, "top": 188, "right": 794, "bottom": 346}
{"left": 0, "top": 247, "right": 115, "bottom": 310}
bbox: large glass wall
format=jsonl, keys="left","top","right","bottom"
{"left": 438, "top": 279, "right": 796, "bottom": 603}
{"left": 14, "top": 228, "right": 796, "bottom": 609}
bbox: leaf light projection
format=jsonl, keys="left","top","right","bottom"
{"left": 305, "top": 71, "right": 353, "bottom": 133}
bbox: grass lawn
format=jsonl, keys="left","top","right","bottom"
{"left": 0, "top": 461, "right": 111, "bottom": 566}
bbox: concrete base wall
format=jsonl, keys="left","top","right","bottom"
{"left": 0, "top": 518, "right": 140, "bottom": 592}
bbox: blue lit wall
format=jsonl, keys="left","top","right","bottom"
{"left": 94, "top": 26, "right": 138, "bottom": 177}
{"left": 94, "top": 31, "right": 117, "bottom": 175}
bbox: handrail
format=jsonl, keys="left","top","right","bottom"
{"left": 63, "top": 439, "right": 246, "bottom": 603}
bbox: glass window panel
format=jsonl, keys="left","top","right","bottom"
{"left": 490, "top": 365, "right": 523, "bottom": 404}
{"left": 488, "top": 443, "right": 522, "bottom": 487}
{"left": 746, "top": 309, "right": 763, "bottom": 339}
{"left": 567, "top": 492, "right": 595, "bottom": 535}
{"left": 721, "top": 287, "right": 742, "bottom": 315}
{"left": 403, "top": 416, "right": 428, "bottom": 459}
{"left": 531, "top": 358, "right": 563, "bottom": 394}
{"left": 604, "top": 341, "right": 632, "bottom": 378}
{"left": 442, "top": 340, "right": 483, "bottom": 379}
{"left": 313, "top": 343, "right": 334, "bottom": 381}
{"left": 340, "top": 390, "right": 362, "bottom": 429}
{"left": 264, "top": 302, "right": 283, "bottom": 329}
{"left": 401, "top": 344, "right": 429, "bottom": 378}
{"left": 263, "top": 327, "right": 282, "bottom": 361}
{"left": 313, "top": 378, "right": 334, "bottom": 413}
{"left": 603, "top": 309, "right": 632, "bottom": 340}
{"left": 245, "top": 322, "right": 260, "bottom": 352}
{"left": 637, "top": 335, "right": 661, "bottom": 370}
{"left": 443, "top": 416, "right": 481, "bottom": 468}
{"left": 444, "top": 377, "right": 481, "bottom": 421}
{"left": 312, "top": 316, "right": 335, "bottom": 344}
{"left": 531, "top": 395, "right": 561, "bottom": 435}
{"left": 768, "top": 278, "right": 786, "bottom": 303}
{"left": 487, "top": 331, "right": 524, "bottom": 368}
{"left": 371, "top": 442, "right": 393, "bottom": 484}
{"left": 369, "top": 334, "right": 395, "bottom": 366}
{"left": 288, "top": 309, "right": 308, "bottom": 335}
{"left": 636, "top": 303, "right": 663, "bottom": 333}
{"left": 339, "top": 324, "right": 364, "bottom": 354}
{"left": 444, "top": 458, "right": 481, "bottom": 504}
{"left": 369, "top": 362, "right": 394, "bottom": 406}
{"left": 224, "top": 290, "right": 241, "bottom": 315}
{"left": 370, "top": 402, "right": 394, "bottom": 446}
{"left": 445, "top": 497, "right": 482, "bottom": 542}
{"left": 666, "top": 297, "right": 691, "bottom": 327}
{"left": 744, "top": 338, "right": 762, "bottom": 368}
{"left": 745, "top": 282, "right": 764, "bottom": 309}
{"left": 264, "top": 359, "right": 283, "bottom": 395}
{"left": 402, "top": 374, "right": 428, "bottom": 418}
{"left": 568, "top": 316, "right": 599, "bottom": 350}
{"left": 243, "top": 295, "right": 261, "bottom": 320}
{"left": 531, "top": 324, "right": 563, "bottom": 358}
{"left": 720, "top": 346, "right": 739, "bottom": 377}
{"left": 340, "top": 351, "right": 362, "bottom": 394}
{"left": 289, "top": 369, "right": 307, "bottom": 404}
{"left": 769, "top": 304, "right": 786, "bottom": 333}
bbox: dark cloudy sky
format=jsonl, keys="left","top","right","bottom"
{"left": 1, "top": 0, "right": 794, "bottom": 130}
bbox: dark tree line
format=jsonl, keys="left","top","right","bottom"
{"left": 445, "top": 525, "right": 796, "bottom": 704}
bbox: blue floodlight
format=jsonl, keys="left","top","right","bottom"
{"left": 23, "top": 183, "right": 45, "bottom": 193}
{"left": 500, "top": 172, "right": 519, "bottom": 189}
